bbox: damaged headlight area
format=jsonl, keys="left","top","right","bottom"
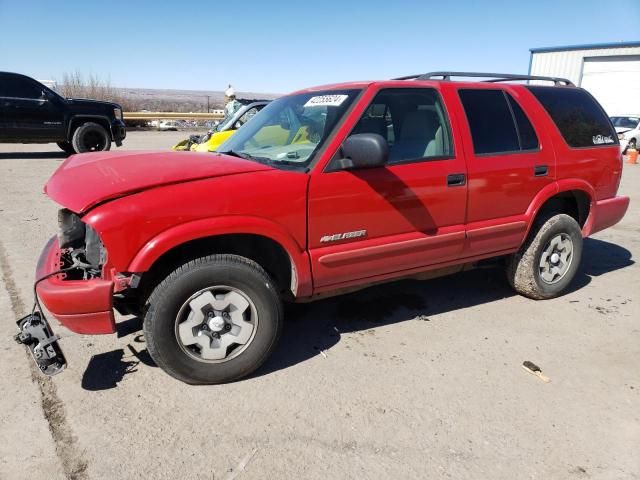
{"left": 57, "top": 208, "right": 106, "bottom": 279}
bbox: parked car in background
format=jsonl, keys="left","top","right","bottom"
{"left": 610, "top": 115, "right": 640, "bottom": 152}
{"left": 0, "top": 71, "right": 126, "bottom": 154}
{"left": 17, "top": 72, "right": 629, "bottom": 385}
{"left": 158, "top": 120, "right": 179, "bottom": 131}
{"left": 172, "top": 100, "right": 270, "bottom": 152}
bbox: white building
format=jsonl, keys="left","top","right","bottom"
{"left": 529, "top": 41, "right": 640, "bottom": 115}
{"left": 37, "top": 79, "right": 57, "bottom": 91}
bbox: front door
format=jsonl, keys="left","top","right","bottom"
{"left": 308, "top": 87, "right": 468, "bottom": 291}
{"left": 0, "top": 73, "right": 64, "bottom": 141}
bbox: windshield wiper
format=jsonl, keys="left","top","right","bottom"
{"left": 219, "top": 150, "right": 273, "bottom": 165}
{"left": 219, "top": 150, "right": 304, "bottom": 169}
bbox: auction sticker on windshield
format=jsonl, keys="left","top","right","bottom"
{"left": 304, "top": 95, "right": 349, "bottom": 108}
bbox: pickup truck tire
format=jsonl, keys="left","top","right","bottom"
{"left": 507, "top": 213, "right": 583, "bottom": 300}
{"left": 143, "top": 254, "right": 283, "bottom": 385}
{"left": 71, "top": 122, "right": 111, "bottom": 153}
{"left": 56, "top": 141, "right": 76, "bottom": 154}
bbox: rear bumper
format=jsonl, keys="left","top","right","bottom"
{"left": 36, "top": 236, "right": 116, "bottom": 334}
{"left": 585, "top": 196, "right": 630, "bottom": 236}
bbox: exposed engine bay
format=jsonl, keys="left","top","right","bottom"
{"left": 57, "top": 209, "right": 106, "bottom": 280}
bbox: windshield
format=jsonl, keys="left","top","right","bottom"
{"left": 218, "top": 89, "right": 360, "bottom": 169}
{"left": 215, "top": 112, "right": 238, "bottom": 132}
{"left": 610, "top": 116, "right": 639, "bottom": 129}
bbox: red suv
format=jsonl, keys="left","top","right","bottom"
{"left": 16, "top": 72, "right": 629, "bottom": 384}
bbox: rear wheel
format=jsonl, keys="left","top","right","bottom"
{"left": 71, "top": 122, "right": 111, "bottom": 153}
{"left": 507, "top": 213, "right": 583, "bottom": 299}
{"left": 56, "top": 141, "right": 76, "bottom": 154}
{"left": 143, "top": 254, "right": 283, "bottom": 384}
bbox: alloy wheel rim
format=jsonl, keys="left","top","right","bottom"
{"left": 175, "top": 286, "right": 258, "bottom": 363}
{"left": 538, "top": 233, "right": 573, "bottom": 285}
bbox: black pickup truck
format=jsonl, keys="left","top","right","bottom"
{"left": 0, "top": 71, "right": 126, "bottom": 154}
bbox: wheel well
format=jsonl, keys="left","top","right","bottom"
{"left": 135, "top": 234, "right": 294, "bottom": 306}
{"left": 68, "top": 117, "right": 111, "bottom": 140}
{"left": 535, "top": 190, "right": 590, "bottom": 227}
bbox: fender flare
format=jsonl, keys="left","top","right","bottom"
{"left": 524, "top": 179, "right": 595, "bottom": 238}
{"left": 127, "top": 216, "right": 313, "bottom": 297}
{"left": 67, "top": 114, "right": 114, "bottom": 140}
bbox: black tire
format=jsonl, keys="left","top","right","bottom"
{"left": 71, "top": 122, "right": 111, "bottom": 153}
{"left": 622, "top": 138, "right": 636, "bottom": 155}
{"left": 143, "top": 254, "right": 283, "bottom": 384}
{"left": 56, "top": 141, "right": 76, "bottom": 154}
{"left": 506, "top": 213, "right": 583, "bottom": 300}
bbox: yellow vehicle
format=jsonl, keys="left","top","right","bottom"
{"left": 172, "top": 101, "right": 270, "bottom": 152}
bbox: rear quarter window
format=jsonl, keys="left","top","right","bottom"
{"left": 527, "top": 86, "right": 617, "bottom": 148}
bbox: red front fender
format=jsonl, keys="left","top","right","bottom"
{"left": 127, "top": 216, "right": 313, "bottom": 297}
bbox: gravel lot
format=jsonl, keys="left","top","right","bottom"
{"left": 1, "top": 131, "right": 638, "bottom": 480}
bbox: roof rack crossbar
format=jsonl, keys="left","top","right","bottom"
{"left": 392, "top": 71, "right": 575, "bottom": 86}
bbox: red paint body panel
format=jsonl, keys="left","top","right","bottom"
{"left": 308, "top": 82, "right": 468, "bottom": 287}
{"left": 34, "top": 79, "right": 630, "bottom": 335}
{"left": 45, "top": 150, "right": 270, "bottom": 213}
{"left": 84, "top": 169, "right": 312, "bottom": 296}
{"left": 588, "top": 196, "right": 630, "bottom": 235}
{"left": 54, "top": 312, "right": 116, "bottom": 335}
{"left": 35, "top": 237, "right": 115, "bottom": 334}
{"left": 442, "top": 83, "right": 558, "bottom": 256}
{"left": 465, "top": 220, "right": 527, "bottom": 254}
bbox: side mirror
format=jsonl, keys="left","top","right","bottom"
{"left": 335, "top": 133, "right": 388, "bottom": 170}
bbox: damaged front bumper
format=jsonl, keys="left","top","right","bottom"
{"left": 35, "top": 236, "right": 116, "bottom": 334}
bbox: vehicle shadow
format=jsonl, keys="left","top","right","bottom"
{"left": 252, "top": 237, "right": 633, "bottom": 379}
{"left": 81, "top": 326, "right": 156, "bottom": 391}
{"left": 79, "top": 237, "right": 633, "bottom": 388}
{"left": 0, "top": 151, "right": 69, "bottom": 160}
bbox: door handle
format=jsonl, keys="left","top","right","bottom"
{"left": 447, "top": 173, "right": 466, "bottom": 187}
{"left": 534, "top": 165, "right": 548, "bottom": 177}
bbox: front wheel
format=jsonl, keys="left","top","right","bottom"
{"left": 507, "top": 213, "right": 583, "bottom": 300}
{"left": 71, "top": 122, "right": 111, "bottom": 153}
{"left": 143, "top": 254, "right": 283, "bottom": 384}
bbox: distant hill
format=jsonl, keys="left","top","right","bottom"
{"left": 113, "top": 87, "right": 281, "bottom": 112}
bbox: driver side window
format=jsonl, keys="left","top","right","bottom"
{"left": 351, "top": 88, "right": 454, "bottom": 164}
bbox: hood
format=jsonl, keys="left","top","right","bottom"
{"left": 65, "top": 98, "right": 120, "bottom": 109}
{"left": 45, "top": 150, "right": 271, "bottom": 213}
{"left": 615, "top": 126, "right": 632, "bottom": 134}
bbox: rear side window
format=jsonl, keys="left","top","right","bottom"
{"left": 458, "top": 89, "right": 539, "bottom": 155}
{"left": 0, "top": 74, "right": 43, "bottom": 99}
{"left": 527, "top": 86, "right": 616, "bottom": 148}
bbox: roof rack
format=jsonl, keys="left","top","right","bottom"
{"left": 393, "top": 71, "right": 575, "bottom": 87}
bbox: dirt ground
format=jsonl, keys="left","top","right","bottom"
{"left": 1, "top": 132, "right": 638, "bottom": 480}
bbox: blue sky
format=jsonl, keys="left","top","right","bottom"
{"left": 0, "top": 0, "right": 638, "bottom": 93}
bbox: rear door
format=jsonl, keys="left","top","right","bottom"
{"left": 308, "top": 86, "right": 468, "bottom": 291}
{"left": 449, "top": 85, "right": 556, "bottom": 255}
{"left": 0, "top": 73, "right": 64, "bottom": 141}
